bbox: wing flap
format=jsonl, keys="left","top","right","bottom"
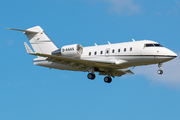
{"left": 118, "top": 68, "right": 134, "bottom": 75}
{"left": 99, "top": 68, "right": 134, "bottom": 77}
{"left": 99, "top": 71, "right": 125, "bottom": 77}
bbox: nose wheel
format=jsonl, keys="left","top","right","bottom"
{"left": 157, "top": 70, "right": 163, "bottom": 74}
{"left": 157, "top": 63, "right": 163, "bottom": 75}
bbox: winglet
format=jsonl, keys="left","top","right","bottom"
{"left": 24, "top": 42, "right": 34, "bottom": 54}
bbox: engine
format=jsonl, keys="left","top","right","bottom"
{"left": 52, "top": 44, "right": 83, "bottom": 58}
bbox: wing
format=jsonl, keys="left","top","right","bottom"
{"left": 24, "top": 42, "right": 134, "bottom": 77}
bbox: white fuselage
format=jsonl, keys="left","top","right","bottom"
{"left": 81, "top": 40, "right": 176, "bottom": 66}
{"left": 33, "top": 40, "right": 177, "bottom": 71}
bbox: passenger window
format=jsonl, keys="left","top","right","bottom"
{"left": 107, "top": 50, "right": 109, "bottom": 54}
{"left": 89, "top": 52, "right": 91, "bottom": 56}
{"left": 118, "top": 49, "right": 120, "bottom": 52}
{"left": 112, "top": 49, "right": 115, "bottom": 53}
{"left": 94, "top": 51, "right": 97, "bottom": 55}
{"left": 124, "top": 48, "right": 126, "bottom": 52}
{"left": 130, "top": 47, "right": 132, "bottom": 51}
{"left": 100, "top": 51, "right": 103, "bottom": 54}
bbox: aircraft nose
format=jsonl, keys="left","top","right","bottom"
{"left": 167, "top": 50, "right": 177, "bottom": 58}
{"left": 173, "top": 52, "right": 177, "bottom": 58}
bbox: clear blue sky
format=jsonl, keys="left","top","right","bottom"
{"left": 1, "top": 0, "right": 180, "bottom": 120}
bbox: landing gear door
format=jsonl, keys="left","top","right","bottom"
{"left": 105, "top": 48, "right": 110, "bottom": 57}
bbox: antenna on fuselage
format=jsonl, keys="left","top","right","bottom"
{"left": 107, "top": 41, "right": 111, "bottom": 44}
{"left": 94, "top": 43, "right": 97, "bottom": 46}
{"left": 132, "top": 39, "right": 135, "bottom": 42}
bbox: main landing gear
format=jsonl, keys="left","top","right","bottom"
{"left": 157, "top": 63, "right": 163, "bottom": 75}
{"left": 104, "top": 76, "right": 112, "bottom": 83}
{"left": 87, "top": 73, "right": 96, "bottom": 80}
{"left": 87, "top": 73, "right": 112, "bottom": 83}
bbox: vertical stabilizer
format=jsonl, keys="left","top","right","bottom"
{"left": 24, "top": 26, "right": 58, "bottom": 54}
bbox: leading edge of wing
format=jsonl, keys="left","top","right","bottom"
{"left": 29, "top": 53, "right": 114, "bottom": 64}
{"left": 28, "top": 52, "right": 128, "bottom": 67}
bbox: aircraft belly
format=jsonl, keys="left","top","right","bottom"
{"left": 119, "top": 55, "right": 174, "bottom": 67}
{"left": 113, "top": 56, "right": 155, "bottom": 67}
{"left": 108, "top": 55, "right": 161, "bottom": 67}
{"left": 154, "top": 56, "right": 175, "bottom": 62}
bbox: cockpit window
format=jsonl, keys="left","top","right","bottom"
{"left": 144, "top": 43, "right": 163, "bottom": 48}
{"left": 154, "top": 44, "right": 163, "bottom": 47}
{"left": 145, "top": 44, "right": 154, "bottom": 47}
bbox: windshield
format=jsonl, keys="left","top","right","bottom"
{"left": 144, "top": 43, "right": 163, "bottom": 47}
{"left": 154, "top": 44, "right": 163, "bottom": 47}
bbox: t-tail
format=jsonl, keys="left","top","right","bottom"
{"left": 6, "top": 26, "right": 58, "bottom": 54}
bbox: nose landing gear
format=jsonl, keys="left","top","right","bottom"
{"left": 157, "top": 70, "right": 163, "bottom": 74}
{"left": 157, "top": 63, "right": 163, "bottom": 75}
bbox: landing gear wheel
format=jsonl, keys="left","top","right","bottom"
{"left": 87, "top": 73, "right": 96, "bottom": 80}
{"left": 157, "top": 70, "right": 163, "bottom": 75}
{"left": 104, "top": 76, "right": 112, "bottom": 83}
{"left": 157, "top": 63, "right": 163, "bottom": 75}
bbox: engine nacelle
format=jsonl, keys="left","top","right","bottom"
{"left": 61, "top": 44, "right": 83, "bottom": 58}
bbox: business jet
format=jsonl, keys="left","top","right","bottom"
{"left": 6, "top": 26, "right": 177, "bottom": 83}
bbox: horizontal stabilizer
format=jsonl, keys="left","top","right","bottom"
{"left": 6, "top": 26, "right": 58, "bottom": 54}
{"left": 24, "top": 42, "right": 34, "bottom": 54}
{"left": 5, "top": 28, "right": 39, "bottom": 33}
